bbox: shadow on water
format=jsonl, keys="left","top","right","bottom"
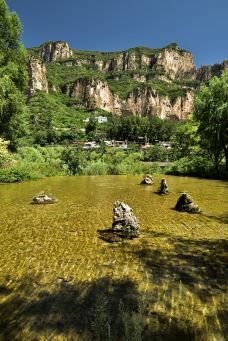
{"left": 0, "top": 274, "right": 205, "bottom": 341}
{"left": 1, "top": 235, "right": 227, "bottom": 340}
{"left": 137, "top": 233, "right": 228, "bottom": 292}
{"left": 206, "top": 213, "right": 228, "bottom": 224}
{"left": 133, "top": 232, "right": 228, "bottom": 339}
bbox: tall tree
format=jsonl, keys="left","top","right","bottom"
{"left": 170, "top": 118, "right": 200, "bottom": 160}
{"left": 0, "top": 0, "right": 28, "bottom": 149}
{"left": 29, "top": 91, "right": 58, "bottom": 145}
{"left": 194, "top": 71, "right": 228, "bottom": 170}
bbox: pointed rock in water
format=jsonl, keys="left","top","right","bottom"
{"left": 112, "top": 201, "right": 140, "bottom": 238}
{"left": 175, "top": 193, "right": 200, "bottom": 213}
{"left": 140, "top": 174, "right": 154, "bottom": 185}
{"left": 32, "top": 192, "right": 56, "bottom": 204}
{"left": 158, "top": 178, "right": 168, "bottom": 195}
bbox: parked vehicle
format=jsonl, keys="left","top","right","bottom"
{"left": 83, "top": 141, "right": 99, "bottom": 149}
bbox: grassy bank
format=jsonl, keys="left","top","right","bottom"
{"left": 1, "top": 146, "right": 227, "bottom": 183}
{"left": 0, "top": 146, "right": 163, "bottom": 183}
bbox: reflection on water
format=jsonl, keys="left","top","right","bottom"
{"left": 0, "top": 175, "right": 227, "bottom": 340}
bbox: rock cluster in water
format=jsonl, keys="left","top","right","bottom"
{"left": 158, "top": 178, "right": 169, "bottom": 195}
{"left": 112, "top": 201, "right": 140, "bottom": 238}
{"left": 32, "top": 192, "right": 56, "bottom": 204}
{"left": 140, "top": 174, "right": 154, "bottom": 185}
{"left": 175, "top": 193, "right": 200, "bottom": 213}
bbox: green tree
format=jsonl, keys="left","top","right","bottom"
{"left": 61, "top": 148, "right": 88, "bottom": 175}
{"left": 29, "top": 91, "right": 58, "bottom": 145}
{"left": 0, "top": 0, "right": 28, "bottom": 149}
{"left": 143, "top": 145, "right": 168, "bottom": 162}
{"left": 170, "top": 118, "right": 200, "bottom": 160}
{"left": 85, "top": 117, "right": 97, "bottom": 140}
{"left": 194, "top": 71, "right": 228, "bottom": 170}
{"left": 106, "top": 115, "right": 176, "bottom": 143}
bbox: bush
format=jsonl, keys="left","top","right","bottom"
{"left": 61, "top": 148, "right": 88, "bottom": 175}
{"left": 166, "top": 157, "right": 217, "bottom": 178}
{"left": 116, "top": 161, "right": 144, "bottom": 175}
{"left": 0, "top": 166, "right": 38, "bottom": 183}
{"left": 143, "top": 145, "right": 168, "bottom": 162}
{"left": 0, "top": 146, "right": 65, "bottom": 183}
{"left": 83, "top": 160, "right": 108, "bottom": 175}
{"left": 16, "top": 146, "right": 64, "bottom": 176}
{"left": 143, "top": 162, "right": 162, "bottom": 174}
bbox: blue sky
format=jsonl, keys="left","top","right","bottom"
{"left": 7, "top": 0, "right": 228, "bottom": 67}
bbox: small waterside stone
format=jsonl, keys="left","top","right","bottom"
{"left": 32, "top": 192, "right": 57, "bottom": 204}
{"left": 175, "top": 193, "right": 200, "bottom": 213}
{"left": 158, "top": 178, "right": 168, "bottom": 195}
{"left": 112, "top": 201, "right": 140, "bottom": 238}
{"left": 140, "top": 174, "right": 154, "bottom": 185}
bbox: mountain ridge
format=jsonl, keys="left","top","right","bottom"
{"left": 28, "top": 41, "right": 228, "bottom": 120}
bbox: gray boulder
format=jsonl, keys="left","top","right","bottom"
{"left": 140, "top": 174, "right": 154, "bottom": 185}
{"left": 32, "top": 193, "right": 56, "bottom": 204}
{"left": 175, "top": 193, "right": 200, "bottom": 213}
{"left": 112, "top": 201, "right": 140, "bottom": 238}
{"left": 158, "top": 178, "right": 168, "bottom": 195}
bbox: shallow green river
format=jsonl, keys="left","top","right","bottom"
{"left": 0, "top": 175, "right": 227, "bottom": 340}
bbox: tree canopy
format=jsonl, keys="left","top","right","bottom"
{"left": 0, "top": 0, "right": 28, "bottom": 149}
{"left": 194, "top": 71, "right": 228, "bottom": 170}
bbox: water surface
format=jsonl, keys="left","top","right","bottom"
{"left": 0, "top": 175, "right": 227, "bottom": 340}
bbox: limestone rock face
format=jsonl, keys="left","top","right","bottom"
{"left": 155, "top": 49, "right": 196, "bottom": 80}
{"left": 27, "top": 40, "right": 227, "bottom": 119}
{"left": 28, "top": 58, "right": 48, "bottom": 95}
{"left": 65, "top": 78, "right": 194, "bottom": 120}
{"left": 64, "top": 78, "right": 122, "bottom": 113}
{"left": 125, "top": 86, "right": 194, "bottom": 120}
{"left": 39, "top": 41, "right": 73, "bottom": 62}
{"left": 196, "top": 61, "right": 228, "bottom": 82}
{"left": 59, "top": 48, "right": 196, "bottom": 81}
{"left": 112, "top": 201, "right": 140, "bottom": 236}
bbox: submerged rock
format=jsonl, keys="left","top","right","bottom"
{"left": 140, "top": 174, "right": 154, "bottom": 185}
{"left": 175, "top": 193, "right": 200, "bottom": 213}
{"left": 158, "top": 178, "right": 169, "bottom": 195}
{"left": 98, "top": 229, "right": 125, "bottom": 243}
{"left": 32, "top": 192, "right": 57, "bottom": 204}
{"left": 112, "top": 201, "right": 140, "bottom": 238}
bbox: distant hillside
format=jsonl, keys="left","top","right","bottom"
{"left": 27, "top": 41, "right": 228, "bottom": 120}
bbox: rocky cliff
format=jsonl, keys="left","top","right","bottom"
{"left": 27, "top": 41, "right": 227, "bottom": 120}
{"left": 58, "top": 45, "right": 196, "bottom": 81}
{"left": 196, "top": 60, "right": 228, "bottom": 82}
{"left": 28, "top": 58, "right": 48, "bottom": 95}
{"left": 39, "top": 41, "right": 73, "bottom": 62}
{"left": 64, "top": 78, "right": 193, "bottom": 120}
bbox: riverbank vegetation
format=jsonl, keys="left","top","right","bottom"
{"left": 0, "top": 0, "right": 227, "bottom": 183}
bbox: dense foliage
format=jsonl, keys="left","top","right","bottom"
{"left": 0, "top": 0, "right": 28, "bottom": 149}
{"left": 194, "top": 71, "right": 228, "bottom": 170}
{"left": 106, "top": 115, "right": 175, "bottom": 142}
{"left": 0, "top": 1, "right": 227, "bottom": 182}
{"left": 0, "top": 145, "right": 161, "bottom": 182}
